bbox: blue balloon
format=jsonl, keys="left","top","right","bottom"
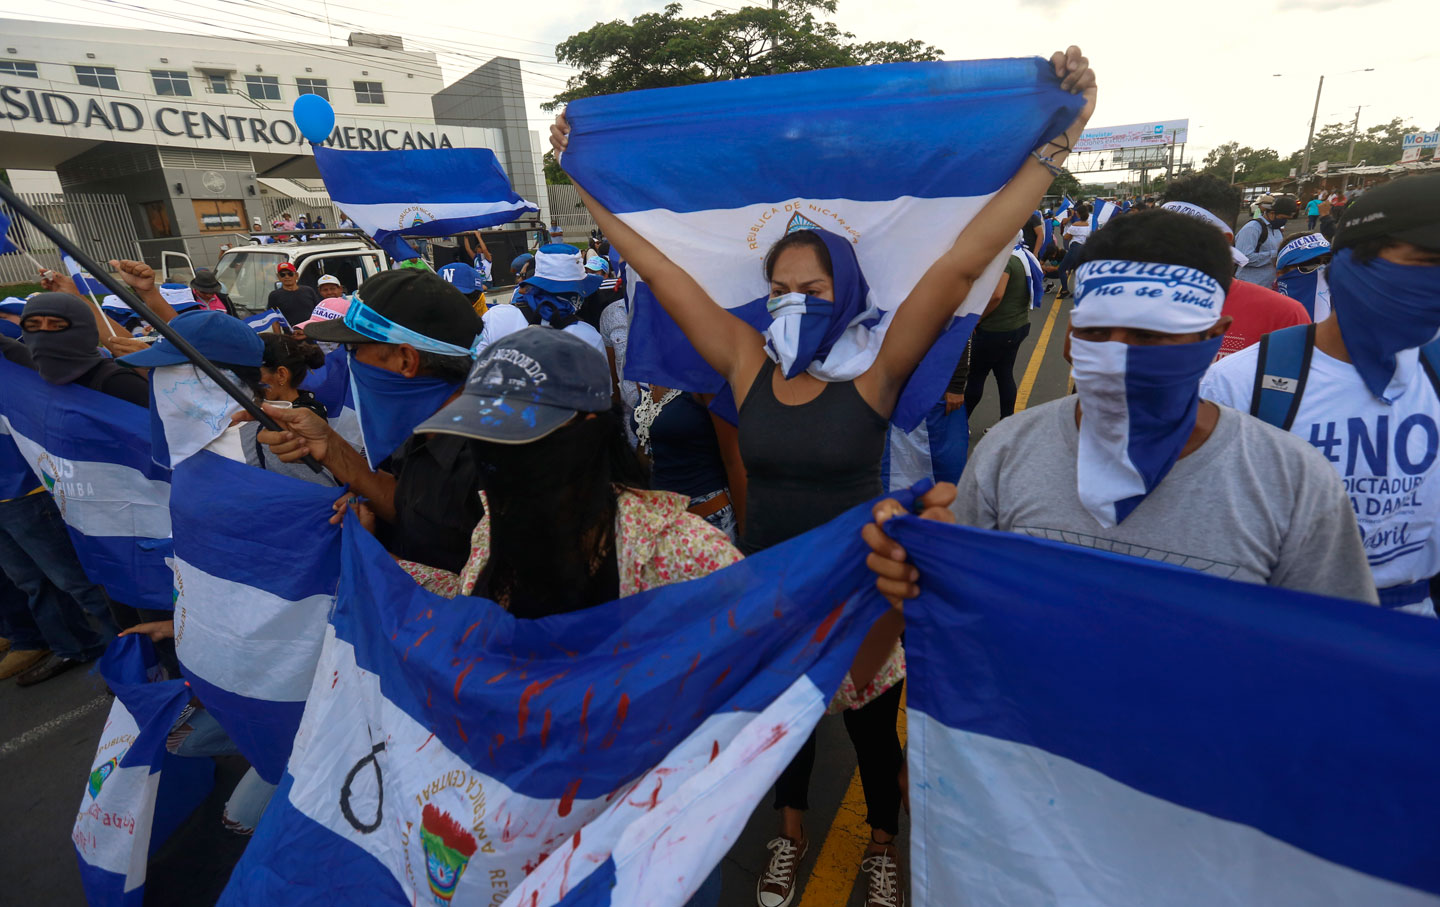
{"left": 292, "top": 94, "right": 336, "bottom": 145}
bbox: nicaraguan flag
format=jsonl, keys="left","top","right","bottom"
{"left": 1013, "top": 242, "right": 1046, "bottom": 309}
{"left": 74, "top": 635, "right": 214, "bottom": 906}
{"left": 313, "top": 145, "right": 538, "bottom": 262}
{"left": 562, "top": 58, "right": 1082, "bottom": 433}
{"left": 0, "top": 209, "right": 20, "bottom": 255}
{"left": 881, "top": 405, "right": 969, "bottom": 493}
{"left": 63, "top": 253, "right": 110, "bottom": 296}
{"left": 171, "top": 450, "right": 344, "bottom": 784}
{"left": 0, "top": 359, "right": 173, "bottom": 610}
{"left": 244, "top": 310, "right": 290, "bottom": 333}
{"left": 890, "top": 515, "right": 1440, "bottom": 906}
{"left": 221, "top": 495, "right": 892, "bottom": 906}
{"left": 1056, "top": 194, "right": 1074, "bottom": 221}
{"left": 300, "top": 348, "right": 365, "bottom": 455}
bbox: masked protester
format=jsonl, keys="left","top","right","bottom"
{"left": 555, "top": 48, "right": 1095, "bottom": 907}
{"left": 1160, "top": 174, "right": 1310, "bottom": 358}
{"left": 866, "top": 209, "right": 1376, "bottom": 620}
{"left": 1203, "top": 174, "right": 1440, "bottom": 615}
{"left": 21, "top": 293, "right": 150, "bottom": 406}
{"left": 480, "top": 245, "right": 606, "bottom": 355}
{"left": 1235, "top": 193, "right": 1298, "bottom": 288}
{"left": 256, "top": 269, "right": 483, "bottom": 575}
{"left": 396, "top": 327, "right": 902, "bottom": 907}
{"left": 1273, "top": 232, "right": 1333, "bottom": 322}
{"left": 0, "top": 335, "right": 116, "bottom": 687}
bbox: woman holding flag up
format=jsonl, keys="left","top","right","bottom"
{"left": 553, "top": 46, "right": 1096, "bottom": 907}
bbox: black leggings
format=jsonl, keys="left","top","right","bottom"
{"left": 772, "top": 680, "right": 905, "bottom": 834}
{"left": 965, "top": 324, "right": 1031, "bottom": 420}
{"left": 1056, "top": 241, "right": 1085, "bottom": 293}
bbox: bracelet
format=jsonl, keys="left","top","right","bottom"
{"left": 1031, "top": 149, "right": 1064, "bottom": 177}
{"left": 1041, "top": 132, "right": 1074, "bottom": 156}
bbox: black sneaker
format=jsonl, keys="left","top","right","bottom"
{"left": 15, "top": 653, "right": 86, "bottom": 687}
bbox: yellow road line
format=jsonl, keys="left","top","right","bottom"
{"left": 797, "top": 692, "right": 908, "bottom": 906}
{"left": 1014, "top": 293, "right": 1065, "bottom": 413}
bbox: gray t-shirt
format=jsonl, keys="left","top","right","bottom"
{"left": 954, "top": 396, "right": 1378, "bottom": 603}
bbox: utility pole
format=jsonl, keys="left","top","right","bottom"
{"left": 1345, "top": 105, "right": 1362, "bottom": 163}
{"left": 1300, "top": 74, "right": 1324, "bottom": 178}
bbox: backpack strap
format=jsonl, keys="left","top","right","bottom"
{"left": 1250, "top": 323, "right": 1316, "bottom": 431}
{"left": 1246, "top": 217, "right": 1270, "bottom": 253}
{"left": 1419, "top": 337, "right": 1440, "bottom": 400}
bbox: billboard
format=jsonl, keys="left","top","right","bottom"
{"left": 1075, "top": 119, "right": 1190, "bottom": 153}
{"left": 1402, "top": 132, "right": 1440, "bottom": 150}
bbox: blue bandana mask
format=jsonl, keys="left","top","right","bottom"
{"left": 1329, "top": 249, "right": 1440, "bottom": 402}
{"left": 1070, "top": 336, "right": 1223, "bottom": 528}
{"left": 1275, "top": 266, "right": 1331, "bottom": 322}
{"left": 347, "top": 354, "right": 462, "bottom": 468}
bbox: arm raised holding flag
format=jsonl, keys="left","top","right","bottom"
{"left": 552, "top": 46, "right": 1096, "bottom": 419}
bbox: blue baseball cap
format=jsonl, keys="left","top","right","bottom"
{"left": 119, "top": 309, "right": 263, "bottom": 368}
{"left": 1277, "top": 232, "right": 1332, "bottom": 269}
{"left": 584, "top": 256, "right": 608, "bottom": 273}
{"left": 523, "top": 244, "right": 602, "bottom": 297}
{"left": 510, "top": 252, "right": 534, "bottom": 272}
{"left": 416, "top": 326, "right": 611, "bottom": 444}
{"left": 437, "top": 262, "right": 480, "bottom": 294}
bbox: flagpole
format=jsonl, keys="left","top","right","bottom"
{"left": 0, "top": 182, "right": 322, "bottom": 473}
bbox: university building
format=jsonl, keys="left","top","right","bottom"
{"left": 0, "top": 18, "right": 548, "bottom": 273}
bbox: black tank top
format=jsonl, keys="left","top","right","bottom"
{"left": 738, "top": 358, "right": 888, "bottom": 554}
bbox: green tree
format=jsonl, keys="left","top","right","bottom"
{"left": 1285, "top": 117, "right": 1424, "bottom": 169}
{"left": 1199, "top": 141, "right": 1290, "bottom": 183}
{"left": 546, "top": 0, "right": 942, "bottom": 110}
{"left": 1047, "top": 167, "right": 1080, "bottom": 199}
{"left": 543, "top": 150, "right": 571, "bottom": 185}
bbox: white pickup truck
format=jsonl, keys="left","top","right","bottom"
{"left": 207, "top": 235, "right": 388, "bottom": 317}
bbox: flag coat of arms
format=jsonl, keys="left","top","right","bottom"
{"left": 74, "top": 635, "right": 214, "bottom": 906}
{"left": 171, "top": 450, "right": 344, "bottom": 783}
{"left": 0, "top": 359, "right": 173, "bottom": 609}
{"left": 561, "top": 58, "right": 1083, "bottom": 433}
{"left": 222, "top": 498, "right": 892, "bottom": 906}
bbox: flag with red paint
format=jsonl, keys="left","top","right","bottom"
{"left": 219, "top": 497, "right": 892, "bottom": 906}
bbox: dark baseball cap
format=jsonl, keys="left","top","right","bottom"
{"left": 1335, "top": 174, "right": 1440, "bottom": 251}
{"left": 416, "top": 326, "right": 611, "bottom": 444}
{"left": 305, "top": 268, "right": 478, "bottom": 348}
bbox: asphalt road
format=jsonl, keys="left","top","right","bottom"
{"left": 0, "top": 287, "right": 1076, "bottom": 906}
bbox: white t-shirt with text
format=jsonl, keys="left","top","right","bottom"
{"left": 1203, "top": 345, "right": 1440, "bottom": 610}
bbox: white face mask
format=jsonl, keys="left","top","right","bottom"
{"left": 1069, "top": 335, "right": 1221, "bottom": 528}
{"left": 151, "top": 364, "right": 246, "bottom": 468}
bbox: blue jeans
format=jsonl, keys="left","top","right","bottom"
{"left": 0, "top": 492, "right": 114, "bottom": 659}
{"left": 0, "top": 571, "right": 45, "bottom": 649}
{"left": 170, "top": 707, "right": 278, "bottom": 831}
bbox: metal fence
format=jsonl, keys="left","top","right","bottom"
{"left": 258, "top": 194, "right": 343, "bottom": 229}
{"left": 0, "top": 192, "right": 142, "bottom": 288}
{"left": 545, "top": 184, "right": 598, "bottom": 240}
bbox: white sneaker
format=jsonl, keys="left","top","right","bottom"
{"left": 756, "top": 835, "right": 807, "bottom": 907}
{"left": 861, "top": 847, "right": 904, "bottom": 907}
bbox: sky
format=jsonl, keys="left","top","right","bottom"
{"left": 4, "top": 0, "right": 1436, "bottom": 169}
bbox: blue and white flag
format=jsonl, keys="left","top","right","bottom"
{"left": 221, "top": 499, "right": 890, "bottom": 906}
{"left": 881, "top": 402, "right": 969, "bottom": 493}
{"left": 892, "top": 514, "right": 1440, "bottom": 906}
{"left": 1092, "top": 197, "right": 1121, "bottom": 229}
{"left": 300, "top": 349, "right": 365, "bottom": 456}
{"left": 73, "top": 635, "right": 214, "bottom": 906}
{"left": 244, "top": 310, "right": 290, "bottom": 333}
{"left": 0, "top": 359, "right": 173, "bottom": 610}
{"left": 171, "top": 451, "right": 344, "bottom": 784}
{"left": 562, "top": 58, "right": 1082, "bottom": 433}
{"left": 0, "top": 209, "right": 20, "bottom": 255}
{"left": 313, "top": 145, "right": 538, "bottom": 262}
{"left": 1056, "top": 194, "right": 1075, "bottom": 221}
{"left": 1013, "top": 242, "right": 1045, "bottom": 309}
{"left": 63, "top": 252, "right": 110, "bottom": 296}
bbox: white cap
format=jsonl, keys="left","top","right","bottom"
{"left": 317, "top": 274, "right": 342, "bottom": 287}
